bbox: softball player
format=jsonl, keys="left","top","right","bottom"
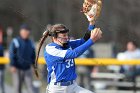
{"left": 34, "top": 22, "right": 102, "bottom": 93}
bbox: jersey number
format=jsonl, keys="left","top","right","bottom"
{"left": 65, "top": 59, "right": 74, "bottom": 68}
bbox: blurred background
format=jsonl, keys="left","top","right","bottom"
{"left": 0, "top": 0, "right": 140, "bottom": 93}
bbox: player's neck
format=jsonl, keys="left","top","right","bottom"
{"left": 54, "top": 41, "right": 63, "bottom": 46}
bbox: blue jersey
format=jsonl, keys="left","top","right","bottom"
{"left": 44, "top": 39, "right": 94, "bottom": 83}
{"left": 44, "top": 25, "right": 95, "bottom": 83}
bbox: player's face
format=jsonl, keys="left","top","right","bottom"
{"left": 56, "top": 32, "right": 69, "bottom": 44}
{"left": 127, "top": 42, "right": 136, "bottom": 51}
{"left": 20, "top": 29, "right": 30, "bottom": 39}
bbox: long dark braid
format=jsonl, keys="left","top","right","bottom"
{"left": 34, "top": 30, "right": 50, "bottom": 78}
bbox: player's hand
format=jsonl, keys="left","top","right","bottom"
{"left": 90, "top": 28, "right": 102, "bottom": 42}
{"left": 10, "top": 67, "right": 17, "bottom": 73}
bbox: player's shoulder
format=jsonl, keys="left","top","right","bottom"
{"left": 46, "top": 42, "right": 58, "bottom": 48}
{"left": 45, "top": 43, "right": 67, "bottom": 58}
{"left": 45, "top": 42, "right": 62, "bottom": 53}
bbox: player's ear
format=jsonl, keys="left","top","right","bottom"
{"left": 51, "top": 37, "right": 54, "bottom": 42}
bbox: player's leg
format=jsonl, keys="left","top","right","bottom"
{"left": 46, "top": 83, "right": 68, "bottom": 93}
{"left": 73, "top": 82, "right": 94, "bottom": 93}
{"left": 24, "top": 69, "right": 34, "bottom": 93}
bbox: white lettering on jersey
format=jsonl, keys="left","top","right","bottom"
{"left": 65, "top": 59, "right": 74, "bottom": 68}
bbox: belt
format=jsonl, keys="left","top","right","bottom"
{"left": 54, "top": 80, "right": 75, "bottom": 86}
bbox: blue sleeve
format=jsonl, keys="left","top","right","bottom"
{"left": 69, "top": 25, "right": 95, "bottom": 49}
{"left": 69, "top": 38, "right": 85, "bottom": 49}
{"left": 9, "top": 41, "right": 16, "bottom": 66}
{"left": 88, "top": 25, "right": 95, "bottom": 31}
{"left": 83, "top": 25, "right": 95, "bottom": 41}
{"left": 64, "top": 39, "right": 94, "bottom": 59}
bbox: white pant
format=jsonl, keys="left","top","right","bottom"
{"left": 46, "top": 82, "right": 94, "bottom": 93}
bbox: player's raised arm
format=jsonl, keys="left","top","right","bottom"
{"left": 65, "top": 28, "right": 102, "bottom": 59}
{"left": 69, "top": 21, "right": 96, "bottom": 49}
{"left": 45, "top": 28, "right": 102, "bottom": 60}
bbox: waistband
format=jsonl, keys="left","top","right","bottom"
{"left": 53, "top": 80, "right": 75, "bottom": 86}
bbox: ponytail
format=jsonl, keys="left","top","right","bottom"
{"left": 34, "top": 30, "right": 49, "bottom": 78}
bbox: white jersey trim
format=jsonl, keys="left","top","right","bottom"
{"left": 69, "top": 39, "right": 81, "bottom": 42}
{"left": 45, "top": 45, "right": 67, "bottom": 58}
{"left": 50, "top": 66, "right": 56, "bottom": 82}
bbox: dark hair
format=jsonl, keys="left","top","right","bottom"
{"left": 127, "top": 40, "right": 138, "bottom": 48}
{"left": 34, "top": 24, "right": 68, "bottom": 78}
{"left": 49, "top": 24, "right": 69, "bottom": 37}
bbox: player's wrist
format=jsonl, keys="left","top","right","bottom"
{"left": 89, "top": 20, "right": 95, "bottom": 25}
{"left": 89, "top": 38, "right": 95, "bottom": 44}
